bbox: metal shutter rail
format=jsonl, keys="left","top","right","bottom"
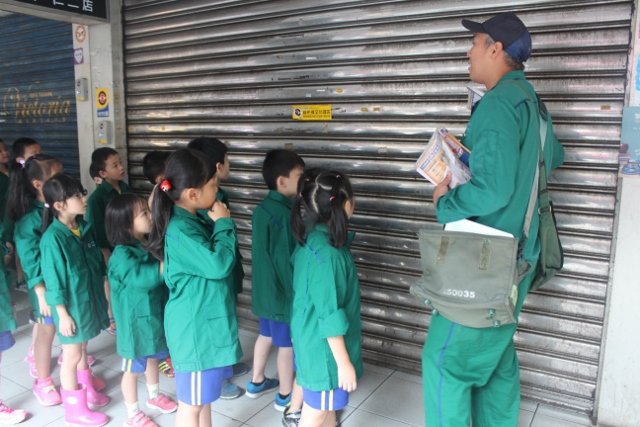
{"left": 123, "top": 0, "right": 631, "bottom": 415}
{"left": 0, "top": 14, "right": 80, "bottom": 177}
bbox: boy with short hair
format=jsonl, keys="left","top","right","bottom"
{"left": 86, "top": 147, "right": 131, "bottom": 336}
{"left": 247, "top": 149, "right": 305, "bottom": 420}
{"left": 89, "top": 163, "right": 102, "bottom": 186}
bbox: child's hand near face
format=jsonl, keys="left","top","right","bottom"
{"left": 207, "top": 200, "right": 230, "bottom": 222}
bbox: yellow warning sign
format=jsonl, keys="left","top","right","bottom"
{"left": 292, "top": 105, "right": 332, "bottom": 121}
{"left": 96, "top": 88, "right": 109, "bottom": 117}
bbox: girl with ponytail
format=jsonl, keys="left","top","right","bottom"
{"left": 148, "top": 149, "right": 241, "bottom": 427}
{"left": 289, "top": 169, "right": 363, "bottom": 427}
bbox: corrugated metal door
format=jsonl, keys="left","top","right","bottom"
{"left": 0, "top": 14, "right": 80, "bottom": 177}
{"left": 122, "top": 0, "right": 631, "bottom": 415}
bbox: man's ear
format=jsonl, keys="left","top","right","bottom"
{"left": 491, "top": 41, "right": 504, "bottom": 59}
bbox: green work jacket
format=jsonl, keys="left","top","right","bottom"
{"left": 290, "top": 224, "right": 363, "bottom": 391}
{"left": 86, "top": 179, "right": 132, "bottom": 250}
{"left": 108, "top": 241, "right": 167, "bottom": 359}
{"left": 41, "top": 217, "right": 109, "bottom": 344}
{"left": 163, "top": 206, "right": 242, "bottom": 372}
{"left": 251, "top": 190, "right": 295, "bottom": 323}
{"left": 436, "top": 70, "right": 565, "bottom": 266}
{"left": 14, "top": 199, "right": 47, "bottom": 316}
{"left": 0, "top": 222, "right": 16, "bottom": 333}
{"left": 198, "top": 188, "right": 245, "bottom": 296}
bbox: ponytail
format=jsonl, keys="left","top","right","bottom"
{"left": 7, "top": 154, "right": 61, "bottom": 223}
{"left": 147, "top": 149, "right": 216, "bottom": 260}
{"left": 290, "top": 169, "right": 354, "bottom": 248}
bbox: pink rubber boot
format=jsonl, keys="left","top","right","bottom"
{"left": 76, "top": 369, "right": 110, "bottom": 407}
{"left": 61, "top": 386, "right": 108, "bottom": 427}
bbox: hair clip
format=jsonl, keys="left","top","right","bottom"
{"left": 329, "top": 196, "right": 335, "bottom": 201}
{"left": 160, "top": 179, "right": 172, "bottom": 192}
{"left": 335, "top": 174, "right": 341, "bottom": 178}
{"left": 298, "top": 192, "right": 302, "bottom": 197}
{"left": 19, "top": 159, "right": 25, "bottom": 168}
{"left": 44, "top": 203, "right": 50, "bottom": 208}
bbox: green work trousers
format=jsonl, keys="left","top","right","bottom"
{"left": 422, "top": 271, "right": 534, "bottom": 427}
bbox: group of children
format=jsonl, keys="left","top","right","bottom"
{"left": 0, "top": 135, "right": 363, "bottom": 427}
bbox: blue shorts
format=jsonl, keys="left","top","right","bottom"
{"left": 30, "top": 311, "right": 55, "bottom": 325}
{"left": 175, "top": 366, "right": 232, "bottom": 406}
{"left": 121, "top": 349, "right": 171, "bottom": 374}
{"left": 0, "top": 331, "right": 15, "bottom": 352}
{"left": 259, "top": 318, "right": 292, "bottom": 348}
{"left": 303, "top": 387, "right": 349, "bottom": 411}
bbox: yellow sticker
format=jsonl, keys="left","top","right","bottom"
{"left": 292, "top": 105, "right": 332, "bottom": 121}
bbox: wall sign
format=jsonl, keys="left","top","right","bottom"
{"left": 292, "top": 104, "right": 332, "bottom": 121}
{"left": 11, "top": 0, "right": 108, "bottom": 21}
{"left": 96, "top": 87, "right": 109, "bottom": 117}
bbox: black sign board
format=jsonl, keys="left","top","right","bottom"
{"left": 12, "top": 0, "right": 107, "bottom": 20}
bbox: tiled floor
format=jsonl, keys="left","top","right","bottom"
{"left": 0, "top": 324, "right": 596, "bottom": 427}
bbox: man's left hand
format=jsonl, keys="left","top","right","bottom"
{"left": 433, "top": 172, "right": 452, "bottom": 206}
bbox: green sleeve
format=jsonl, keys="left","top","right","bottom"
{"left": 436, "top": 96, "right": 521, "bottom": 224}
{"left": 308, "top": 256, "right": 349, "bottom": 339}
{"left": 108, "top": 246, "right": 162, "bottom": 292}
{"left": 547, "top": 116, "right": 565, "bottom": 170}
{"left": 41, "top": 235, "right": 68, "bottom": 307}
{"left": 176, "top": 218, "right": 237, "bottom": 280}
{"left": 86, "top": 193, "right": 109, "bottom": 249}
{"left": 14, "top": 219, "right": 43, "bottom": 289}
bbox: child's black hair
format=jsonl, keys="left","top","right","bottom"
{"left": 106, "top": 193, "right": 148, "bottom": 247}
{"left": 41, "top": 174, "right": 85, "bottom": 233}
{"left": 91, "top": 147, "right": 119, "bottom": 174}
{"left": 262, "top": 149, "right": 305, "bottom": 191}
{"left": 147, "top": 149, "right": 216, "bottom": 260}
{"left": 142, "top": 151, "right": 171, "bottom": 185}
{"left": 187, "top": 137, "right": 228, "bottom": 169}
{"left": 6, "top": 154, "right": 62, "bottom": 223}
{"left": 12, "top": 137, "right": 39, "bottom": 159}
{"left": 89, "top": 163, "right": 100, "bottom": 180}
{"left": 291, "top": 169, "right": 354, "bottom": 249}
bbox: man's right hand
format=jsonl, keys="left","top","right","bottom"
{"left": 433, "top": 172, "right": 453, "bottom": 206}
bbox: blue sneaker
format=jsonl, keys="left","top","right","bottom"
{"left": 220, "top": 379, "right": 243, "bottom": 400}
{"left": 274, "top": 393, "right": 291, "bottom": 411}
{"left": 246, "top": 377, "right": 279, "bottom": 399}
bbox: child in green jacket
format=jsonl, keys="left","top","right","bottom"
{"left": 41, "top": 174, "right": 110, "bottom": 427}
{"left": 147, "top": 149, "right": 242, "bottom": 426}
{"left": 247, "top": 149, "right": 305, "bottom": 419}
{"left": 8, "top": 154, "right": 64, "bottom": 406}
{"left": 106, "top": 193, "right": 178, "bottom": 426}
{"left": 290, "top": 169, "right": 363, "bottom": 427}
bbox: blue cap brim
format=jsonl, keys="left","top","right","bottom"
{"left": 461, "top": 19, "right": 486, "bottom": 34}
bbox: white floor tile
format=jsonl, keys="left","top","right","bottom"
{"left": 348, "top": 370, "right": 390, "bottom": 408}
{"left": 243, "top": 402, "right": 287, "bottom": 427}
{"left": 211, "top": 391, "right": 273, "bottom": 423}
{"left": 340, "top": 409, "right": 416, "bottom": 427}
{"left": 0, "top": 376, "right": 30, "bottom": 401}
{"left": 530, "top": 413, "right": 592, "bottom": 427}
{"left": 2, "top": 332, "right": 34, "bottom": 366}
{"left": 362, "top": 362, "right": 394, "bottom": 377}
{"left": 390, "top": 369, "right": 422, "bottom": 385}
{"left": 535, "top": 404, "right": 593, "bottom": 426}
{"left": 358, "top": 377, "right": 423, "bottom": 426}
{"left": 519, "top": 409, "right": 535, "bottom": 427}
{"left": 85, "top": 331, "right": 118, "bottom": 359}
{"left": 2, "top": 389, "right": 65, "bottom": 427}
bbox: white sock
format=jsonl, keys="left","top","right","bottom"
{"left": 125, "top": 401, "right": 139, "bottom": 419}
{"left": 147, "top": 383, "right": 159, "bottom": 400}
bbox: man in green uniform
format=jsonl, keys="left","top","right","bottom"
{"left": 422, "top": 12, "right": 565, "bottom": 426}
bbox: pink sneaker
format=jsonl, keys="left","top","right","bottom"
{"left": 33, "top": 377, "right": 62, "bottom": 406}
{"left": 145, "top": 393, "right": 177, "bottom": 414}
{"left": 58, "top": 351, "right": 96, "bottom": 366}
{"left": 28, "top": 362, "right": 38, "bottom": 379}
{"left": 124, "top": 411, "right": 156, "bottom": 427}
{"left": 0, "top": 401, "right": 28, "bottom": 424}
{"left": 24, "top": 345, "right": 34, "bottom": 364}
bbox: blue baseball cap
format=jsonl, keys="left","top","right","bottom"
{"left": 462, "top": 12, "right": 532, "bottom": 62}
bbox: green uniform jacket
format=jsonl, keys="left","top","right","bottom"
{"left": 251, "top": 190, "right": 295, "bottom": 323}
{"left": 41, "top": 218, "right": 110, "bottom": 344}
{"left": 14, "top": 199, "right": 47, "bottom": 317}
{"left": 86, "top": 180, "right": 132, "bottom": 250}
{"left": 163, "top": 206, "right": 242, "bottom": 372}
{"left": 108, "top": 241, "right": 167, "bottom": 359}
{"left": 0, "top": 222, "right": 16, "bottom": 333}
{"left": 198, "top": 188, "right": 245, "bottom": 296}
{"left": 436, "top": 71, "right": 565, "bottom": 266}
{"left": 290, "top": 224, "right": 363, "bottom": 391}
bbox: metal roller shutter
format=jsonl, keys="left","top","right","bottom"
{"left": 0, "top": 14, "right": 81, "bottom": 177}
{"left": 122, "top": 0, "right": 631, "bottom": 415}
